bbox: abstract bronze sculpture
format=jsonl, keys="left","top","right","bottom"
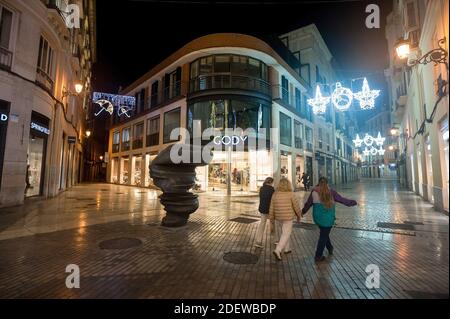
{"left": 150, "top": 144, "right": 210, "bottom": 227}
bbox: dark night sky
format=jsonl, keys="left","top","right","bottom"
{"left": 92, "top": 0, "right": 393, "bottom": 123}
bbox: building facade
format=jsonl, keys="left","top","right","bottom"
{"left": 106, "top": 32, "right": 359, "bottom": 195}
{"left": 279, "top": 24, "right": 359, "bottom": 186}
{"left": 0, "top": 0, "right": 96, "bottom": 207}
{"left": 385, "top": 0, "right": 449, "bottom": 212}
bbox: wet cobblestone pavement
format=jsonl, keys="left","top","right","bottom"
{"left": 0, "top": 179, "right": 448, "bottom": 298}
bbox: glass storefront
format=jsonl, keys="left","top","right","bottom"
{"left": 131, "top": 155, "right": 142, "bottom": 186}
{"left": 145, "top": 153, "right": 157, "bottom": 187}
{"left": 280, "top": 151, "right": 292, "bottom": 182}
{"left": 295, "top": 155, "right": 304, "bottom": 189}
{"left": 194, "top": 149, "right": 272, "bottom": 194}
{"left": 25, "top": 112, "right": 49, "bottom": 197}
{"left": 120, "top": 157, "right": 129, "bottom": 184}
{"left": 111, "top": 158, "right": 119, "bottom": 183}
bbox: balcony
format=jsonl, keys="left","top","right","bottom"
{"left": 189, "top": 74, "right": 271, "bottom": 97}
{"left": 0, "top": 47, "right": 13, "bottom": 70}
{"left": 132, "top": 137, "right": 143, "bottom": 149}
{"left": 112, "top": 144, "right": 120, "bottom": 153}
{"left": 36, "top": 67, "right": 54, "bottom": 94}
{"left": 306, "top": 142, "right": 313, "bottom": 152}
{"left": 146, "top": 133, "right": 159, "bottom": 147}
{"left": 121, "top": 141, "right": 130, "bottom": 152}
{"left": 147, "top": 82, "right": 183, "bottom": 109}
{"left": 295, "top": 137, "right": 303, "bottom": 149}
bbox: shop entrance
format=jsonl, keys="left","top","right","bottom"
{"left": 208, "top": 151, "right": 250, "bottom": 192}
{"left": 26, "top": 133, "right": 46, "bottom": 197}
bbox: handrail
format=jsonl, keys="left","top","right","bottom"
{"left": 189, "top": 74, "right": 271, "bottom": 96}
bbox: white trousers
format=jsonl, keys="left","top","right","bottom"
{"left": 274, "top": 220, "right": 293, "bottom": 253}
{"left": 255, "top": 213, "right": 269, "bottom": 243}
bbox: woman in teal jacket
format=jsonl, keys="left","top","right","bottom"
{"left": 301, "top": 177, "right": 357, "bottom": 262}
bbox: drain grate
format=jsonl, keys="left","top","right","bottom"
{"left": 293, "top": 222, "right": 317, "bottom": 230}
{"left": 405, "top": 290, "right": 449, "bottom": 299}
{"left": 232, "top": 201, "right": 256, "bottom": 205}
{"left": 377, "top": 222, "right": 415, "bottom": 231}
{"left": 223, "top": 252, "right": 258, "bottom": 265}
{"left": 229, "top": 217, "right": 259, "bottom": 224}
{"left": 403, "top": 221, "right": 424, "bottom": 225}
{"left": 99, "top": 238, "right": 142, "bottom": 250}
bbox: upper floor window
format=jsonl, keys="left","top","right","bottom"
{"left": 164, "top": 67, "right": 181, "bottom": 101}
{"left": 279, "top": 112, "right": 292, "bottom": 146}
{"left": 121, "top": 127, "right": 130, "bottom": 151}
{"left": 0, "top": 6, "right": 13, "bottom": 70}
{"left": 294, "top": 120, "right": 303, "bottom": 149}
{"left": 146, "top": 116, "right": 160, "bottom": 147}
{"left": 163, "top": 108, "right": 181, "bottom": 144}
{"left": 150, "top": 81, "right": 159, "bottom": 107}
{"left": 0, "top": 6, "right": 13, "bottom": 50}
{"left": 295, "top": 88, "right": 301, "bottom": 113}
{"left": 133, "top": 122, "right": 144, "bottom": 149}
{"left": 305, "top": 126, "right": 313, "bottom": 151}
{"left": 112, "top": 131, "right": 120, "bottom": 153}
{"left": 37, "top": 36, "right": 53, "bottom": 77}
{"left": 281, "top": 76, "right": 289, "bottom": 104}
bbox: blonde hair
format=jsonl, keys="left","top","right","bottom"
{"left": 276, "top": 177, "right": 293, "bottom": 192}
{"left": 318, "top": 177, "right": 334, "bottom": 209}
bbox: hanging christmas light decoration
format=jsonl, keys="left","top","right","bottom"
{"left": 363, "top": 147, "right": 370, "bottom": 156}
{"left": 370, "top": 147, "right": 379, "bottom": 156}
{"left": 93, "top": 92, "right": 136, "bottom": 118}
{"left": 331, "top": 82, "right": 353, "bottom": 111}
{"left": 307, "top": 86, "right": 330, "bottom": 115}
{"left": 353, "top": 134, "right": 363, "bottom": 147}
{"left": 377, "top": 146, "right": 385, "bottom": 155}
{"left": 354, "top": 78, "right": 380, "bottom": 110}
{"left": 363, "top": 133, "right": 374, "bottom": 147}
{"left": 374, "top": 131, "right": 386, "bottom": 146}
{"left": 94, "top": 99, "right": 114, "bottom": 116}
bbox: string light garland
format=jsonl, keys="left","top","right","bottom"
{"left": 354, "top": 132, "right": 386, "bottom": 156}
{"left": 93, "top": 92, "right": 136, "bottom": 118}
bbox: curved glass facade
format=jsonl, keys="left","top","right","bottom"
{"left": 189, "top": 54, "right": 270, "bottom": 96}
{"left": 187, "top": 97, "right": 271, "bottom": 134}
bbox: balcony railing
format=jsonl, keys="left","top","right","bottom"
{"left": 295, "top": 137, "right": 303, "bottom": 149}
{"left": 0, "top": 47, "right": 13, "bottom": 70}
{"left": 146, "top": 133, "right": 159, "bottom": 147}
{"left": 36, "top": 67, "right": 54, "bottom": 93}
{"left": 306, "top": 142, "right": 313, "bottom": 152}
{"left": 121, "top": 141, "right": 130, "bottom": 152}
{"left": 112, "top": 144, "right": 120, "bottom": 153}
{"left": 132, "top": 137, "right": 143, "bottom": 149}
{"left": 189, "top": 74, "right": 271, "bottom": 96}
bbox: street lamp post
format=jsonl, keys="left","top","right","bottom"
{"left": 394, "top": 37, "right": 449, "bottom": 70}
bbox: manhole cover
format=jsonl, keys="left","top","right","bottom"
{"left": 232, "top": 201, "right": 256, "bottom": 204}
{"left": 377, "top": 222, "right": 415, "bottom": 231}
{"left": 293, "top": 222, "right": 316, "bottom": 230}
{"left": 223, "top": 252, "right": 258, "bottom": 265}
{"left": 99, "top": 238, "right": 142, "bottom": 250}
{"left": 405, "top": 290, "right": 449, "bottom": 299}
{"left": 229, "top": 217, "right": 259, "bottom": 224}
{"left": 403, "top": 221, "right": 424, "bottom": 225}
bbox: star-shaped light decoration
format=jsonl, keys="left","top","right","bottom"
{"left": 377, "top": 146, "right": 385, "bottom": 156}
{"left": 374, "top": 132, "right": 385, "bottom": 146}
{"left": 353, "top": 134, "right": 363, "bottom": 148}
{"left": 354, "top": 78, "right": 380, "bottom": 110}
{"left": 307, "top": 86, "right": 330, "bottom": 115}
{"left": 363, "top": 147, "right": 370, "bottom": 156}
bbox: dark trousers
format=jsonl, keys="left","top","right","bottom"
{"left": 315, "top": 226, "right": 333, "bottom": 258}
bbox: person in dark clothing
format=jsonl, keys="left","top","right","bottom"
{"left": 300, "top": 172, "right": 309, "bottom": 191}
{"left": 301, "top": 177, "right": 357, "bottom": 262}
{"left": 254, "top": 177, "right": 275, "bottom": 248}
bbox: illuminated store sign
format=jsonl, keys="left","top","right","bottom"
{"left": 31, "top": 122, "right": 50, "bottom": 135}
{"left": 213, "top": 135, "right": 248, "bottom": 146}
{"left": 0, "top": 114, "right": 7, "bottom": 122}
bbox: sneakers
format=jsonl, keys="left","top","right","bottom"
{"left": 284, "top": 250, "right": 292, "bottom": 254}
{"left": 314, "top": 256, "right": 326, "bottom": 263}
{"left": 254, "top": 242, "right": 263, "bottom": 248}
{"left": 273, "top": 250, "right": 282, "bottom": 261}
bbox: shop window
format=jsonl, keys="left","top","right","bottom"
{"left": 146, "top": 116, "right": 160, "bottom": 147}
{"left": 121, "top": 127, "right": 130, "bottom": 151}
{"left": 133, "top": 122, "right": 144, "bottom": 149}
{"left": 131, "top": 155, "right": 142, "bottom": 186}
{"left": 280, "top": 112, "right": 292, "bottom": 146}
{"left": 163, "top": 108, "right": 181, "bottom": 143}
{"left": 120, "top": 157, "right": 129, "bottom": 184}
{"left": 112, "top": 131, "right": 120, "bottom": 153}
{"left": 111, "top": 158, "right": 119, "bottom": 183}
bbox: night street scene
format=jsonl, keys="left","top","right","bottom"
{"left": 0, "top": 0, "right": 449, "bottom": 311}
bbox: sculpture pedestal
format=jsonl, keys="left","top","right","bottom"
{"left": 159, "top": 193, "right": 199, "bottom": 227}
